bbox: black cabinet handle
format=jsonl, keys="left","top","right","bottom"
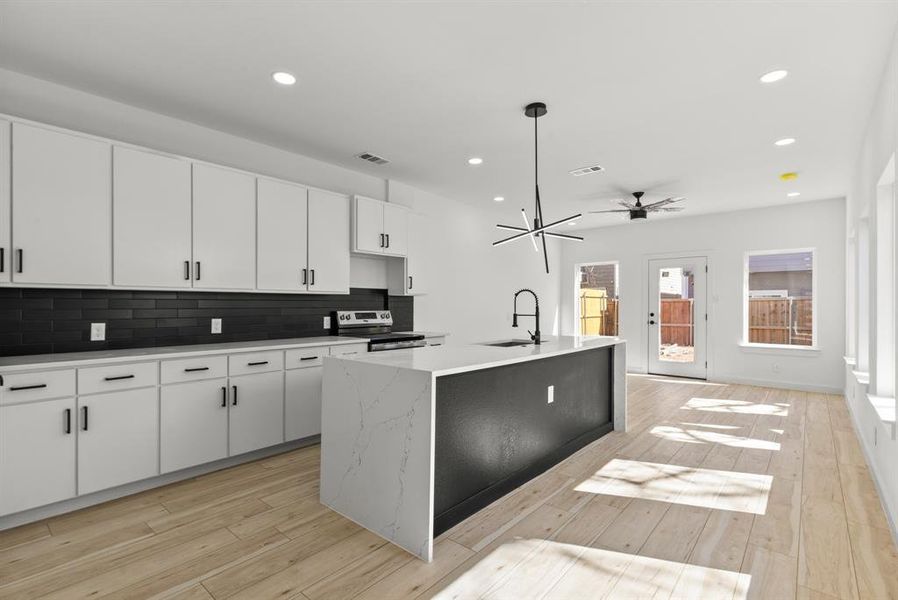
{"left": 300, "top": 356, "right": 318, "bottom": 361}
{"left": 9, "top": 383, "right": 47, "bottom": 391}
{"left": 232, "top": 385, "right": 237, "bottom": 406}
{"left": 247, "top": 360, "right": 269, "bottom": 366}
{"left": 302, "top": 268, "right": 307, "bottom": 285}
{"left": 104, "top": 374, "right": 135, "bottom": 381}
{"left": 221, "top": 386, "right": 227, "bottom": 408}
{"left": 16, "top": 249, "right": 23, "bottom": 274}
{"left": 0, "top": 247, "right": 4, "bottom": 273}
{"left": 81, "top": 406, "right": 89, "bottom": 431}
{"left": 409, "top": 276, "right": 413, "bottom": 290}
{"left": 379, "top": 233, "right": 384, "bottom": 248}
{"left": 195, "top": 261, "right": 201, "bottom": 280}
{"left": 64, "top": 408, "right": 71, "bottom": 434}
{"left": 184, "top": 366, "right": 209, "bottom": 372}
{"left": 184, "top": 260, "right": 190, "bottom": 280}
{"left": 386, "top": 234, "right": 390, "bottom": 248}
{"left": 310, "top": 269, "right": 315, "bottom": 285}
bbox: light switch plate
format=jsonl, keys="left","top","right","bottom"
{"left": 547, "top": 385, "right": 554, "bottom": 404}
{"left": 211, "top": 318, "right": 222, "bottom": 334}
{"left": 90, "top": 322, "right": 105, "bottom": 341}
{"left": 323, "top": 316, "right": 331, "bottom": 329}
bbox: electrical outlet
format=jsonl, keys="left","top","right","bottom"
{"left": 90, "top": 322, "right": 106, "bottom": 341}
{"left": 547, "top": 385, "right": 554, "bottom": 404}
{"left": 211, "top": 318, "right": 222, "bottom": 334}
{"left": 323, "top": 316, "right": 331, "bottom": 329}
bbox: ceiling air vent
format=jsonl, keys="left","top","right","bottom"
{"left": 356, "top": 152, "right": 390, "bottom": 166}
{"left": 569, "top": 164, "right": 605, "bottom": 176}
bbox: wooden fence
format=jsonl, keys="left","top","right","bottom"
{"left": 579, "top": 289, "right": 618, "bottom": 336}
{"left": 748, "top": 297, "right": 813, "bottom": 345}
{"left": 660, "top": 299, "right": 694, "bottom": 346}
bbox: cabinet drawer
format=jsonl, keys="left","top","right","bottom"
{"left": 329, "top": 343, "right": 369, "bottom": 357}
{"left": 285, "top": 347, "right": 328, "bottom": 370}
{"left": 228, "top": 350, "right": 284, "bottom": 376}
{"left": 0, "top": 369, "right": 76, "bottom": 405}
{"left": 161, "top": 355, "right": 228, "bottom": 384}
{"left": 78, "top": 362, "right": 158, "bottom": 395}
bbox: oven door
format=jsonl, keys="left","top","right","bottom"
{"left": 369, "top": 339, "right": 428, "bottom": 352}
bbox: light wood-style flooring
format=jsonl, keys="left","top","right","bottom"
{"left": 1, "top": 375, "right": 897, "bottom": 599}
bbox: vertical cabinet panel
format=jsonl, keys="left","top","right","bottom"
{"left": 382, "top": 203, "right": 409, "bottom": 257}
{"left": 113, "top": 146, "right": 192, "bottom": 287}
{"left": 285, "top": 367, "right": 323, "bottom": 441}
{"left": 353, "top": 195, "right": 385, "bottom": 254}
{"left": 11, "top": 123, "right": 111, "bottom": 286}
{"left": 406, "top": 213, "right": 427, "bottom": 294}
{"left": 192, "top": 163, "right": 256, "bottom": 290}
{"left": 308, "top": 190, "right": 350, "bottom": 293}
{"left": 77, "top": 388, "right": 159, "bottom": 495}
{"left": 256, "top": 178, "right": 308, "bottom": 291}
{"left": 0, "top": 119, "right": 10, "bottom": 283}
{"left": 160, "top": 379, "right": 229, "bottom": 473}
{"left": 229, "top": 371, "right": 284, "bottom": 456}
{"left": 0, "top": 398, "right": 76, "bottom": 516}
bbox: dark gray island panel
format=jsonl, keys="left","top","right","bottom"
{"left": 433, "top": 345, "right": 613, "bottom": 534}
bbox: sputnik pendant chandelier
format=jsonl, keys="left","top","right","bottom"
{"left": 493, "top": 102, "right": 583, "bottom": 274}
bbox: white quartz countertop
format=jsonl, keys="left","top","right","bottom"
{"left": 329, "top": 335, "right": 624, "bottom": 377}
{"left": 0, "top": 336, "right": 368, "bottom": 372}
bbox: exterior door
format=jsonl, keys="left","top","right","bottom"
{"left": 648, "top": 257, "right": 708, "bottom": 379}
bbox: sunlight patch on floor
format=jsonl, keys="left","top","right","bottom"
{"left": 651, "top": 425, "right": 781, "bottom": 451}
{"left": 574, "top": 458, "right": 772, "bottom": 514}
{"left": 682, "top": 397, "right": 789, "bottom": 416}
{"left": 433, "top": 538, "right": 751, "bottom": 599}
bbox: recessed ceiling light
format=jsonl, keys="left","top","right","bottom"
{"left": 760, "top": 69, "right": 788, "bottom": 83}
{"left": 493, "top": 196, "right": 504, "bottom": 202}
{"left": 787, "top": 192, "right": 801, "bottom": 198}
{"left": 774, "top": 137, "right": 796, "bottom": 146}
{"left": 272, "top": 71, "right": 296, "bottom": 85}
{"left": 468, "top": 157, "right": 483, "bottom": 165}
{"left": 569, "top": 221, "right": 578, "bottom": 226}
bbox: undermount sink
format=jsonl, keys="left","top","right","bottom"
{"left": 481, "top": 340, "right": 535, "bottom": 347}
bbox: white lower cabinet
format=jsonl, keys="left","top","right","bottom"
{"left": 160, "top": 378, "right": 229, "bottom": 473}
{"left": 77, "top": 388, "right": 159, "bottom": 495}
{"left": 229, "top": 371, "right": 284, "bottom": 456}
{"left": 285, "top": 366, "right": 323, "bottom": 441}
{"left": 0, "top": 397, "right": 76, "bottom": 516}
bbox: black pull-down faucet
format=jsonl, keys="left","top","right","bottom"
{"left": 512, "top": 288, "right": 541, "bottom": 345}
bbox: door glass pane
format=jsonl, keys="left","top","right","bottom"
{"left": 658, "top": 267, "right": 695, "bottom": 363}
{"left": 579, "top": 264, "right": 619, "bottom": 336}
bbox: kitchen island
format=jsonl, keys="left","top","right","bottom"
{"left": 319, "top": 336, "right": 626, "bottom": 561}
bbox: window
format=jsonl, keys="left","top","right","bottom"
{"left": 744, "top": 249, "right": 815, "bottom": 347}
{"left": 578, "top": 262, "right": 619, "bottom": 336}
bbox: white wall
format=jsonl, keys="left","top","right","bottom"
{"left": 0, "top": 67, "right": 563, "bottom": 345}
{"left": 560, "top": 199, "right": 846, "bottom": 393}
{"left": 844, "top": 28, "right": 898, "bottom": 540}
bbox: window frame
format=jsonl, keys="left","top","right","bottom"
{"left": 741, "top": 247, "right": 818, "bottom": 351}
{"left": 574, "top": 260, "right": 620, "bottom": 338}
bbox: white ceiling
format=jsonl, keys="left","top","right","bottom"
{"left": 1, "top": 1, "right": 896, "bottom": 229}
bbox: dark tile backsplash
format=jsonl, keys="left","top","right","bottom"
{"left": 0, "top": 288, "right": 413, "bottom": 357}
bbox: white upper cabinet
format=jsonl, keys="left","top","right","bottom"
{"left": 11, "top": 123, "right": 111, "bottom": 286}
{"left": 0, "top": 120, "right": 9, "bottom": 283}
{"left": 257, "top": 178, "right": 308, "bottom": 291}
{"left": 192, "top": 163, "right": 256, "bottom": 290}
{"left": 387, "top": 212, "right": 428, "bottom": 296}
{"left": 308, "top": 189, "right": 350, "bottom": 293}
{"left": 113, "top": 146, "right": 192, "bottom": 288}
{"left": 352, "top": 195, "right": 409, "bottom": 257}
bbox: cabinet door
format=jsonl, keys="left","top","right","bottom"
{"left": 257, "top": 178, "right": 308, "bottom": 291}
{"left": 229, "top": 371, "right": 284, "bottom": 455}
{"left": 0, "top": 397, "right": 76, "bottom": 516}
{"left": 192, "top": 163, "right": 256, "bottom": 290}
{"left": 308, "top": 189, "right": 349, "bottom": 293}
{"left": 0, "top": 119, "right": 10, "bottom": 283}
{"left": 353, "top": 195, "right": 384, "bottom": 254}
{"left": 113, "top": 146, "right": 192, "bottom": 287}
{"left": 160, "top": 378, "right": 229, "bottom": 473}
{"left": 382, "top": 203, "right": 409, "bottom": 257}
{"left": 285, "top": 367, "right": 323, "bottom": 440}
{"left": 11, "top": 123, "right": 111, "bottom": 286}
{"left": 406, "top": 213, "right": 428, "bottom": 294}
{"left": 77, "top": 388, "right": 159, "bottom": 495}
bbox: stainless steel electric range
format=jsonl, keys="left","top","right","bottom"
{"left": 332, "top": 310, "right": 426, "bottom": 352}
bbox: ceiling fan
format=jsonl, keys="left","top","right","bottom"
{"left": 590, "top": 191, "right": 685, "bottom": 221}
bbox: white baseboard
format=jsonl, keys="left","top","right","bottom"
{"left": 0, "top": 436, "right": 319, "bottom": 531}
{"left": 707, "top": 374, "right": 843, "bottom": 394}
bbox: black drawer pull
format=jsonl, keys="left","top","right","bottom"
{"left": 247, "top": 361, "right": 269, "bottom": 366}
{"left": 232, "top": 385, "right": 237, "bottom": 406}
{"left": 64, "top": 408, "right": 72, "bottom": 434}
{"left": 9, "top": 383, "right": 47, "bottom": 391}
{"left": 221, "top": 386, "right": 227, "bottom": 408}
{"left": 81, "top": 406, "right": 89, "bottom": 431}
{"left": 184, "top": 367, "right": 210, "bottom": 373}
{"left": 104, "top": 374, "right": 135, "bottom": 381}
{"left": 300, "top": 356, "right": 319, "bottom": 361}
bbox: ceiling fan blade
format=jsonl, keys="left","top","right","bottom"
{"left": 655, "top": 206, "right": 686, "bottom": 212}
{"left": 643, "top": 196, "right": 685, "bottom": 209}
{"left": 617, "top": 201, "right": 638, "bottom": 209}
{"left": 589, "top": 209, "right": 631, "bottom": 213}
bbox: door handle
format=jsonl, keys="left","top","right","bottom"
{"left": 232, "top": 385, "right": 237, "bottom": 406}
{"left": 195, "top": 261, "right": 201, "bottom": 281}
{"left": 310, "top": 269, "right": 315, "bottom": 285}
{"left": 408, "top": 276, "right": 413, "bottom": 290}
{"left": 0, "top": 247, "right": 4, "bottom": 273}
{"left": 184, "top": 260, "right": 190, "bottom": 280}
{"left": 380, "top": 233, "right": 384, "bottom": 248}
{"left": 386, "top": 234, "right": 390, "bottom": 248}
{"left": 221, "top": 386, "right": 227, "bottom": 408}
{"left": 64, "top": 408, "right": 72, "bottom": 434}
{"left": 81, "top": 406, "right": 89, "bottom": 431}
{"left": 302, "top": 268, "right": 307, "bottom": 285}
{"left": 16, "top": 249, "right": 23, "bottom": 274}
